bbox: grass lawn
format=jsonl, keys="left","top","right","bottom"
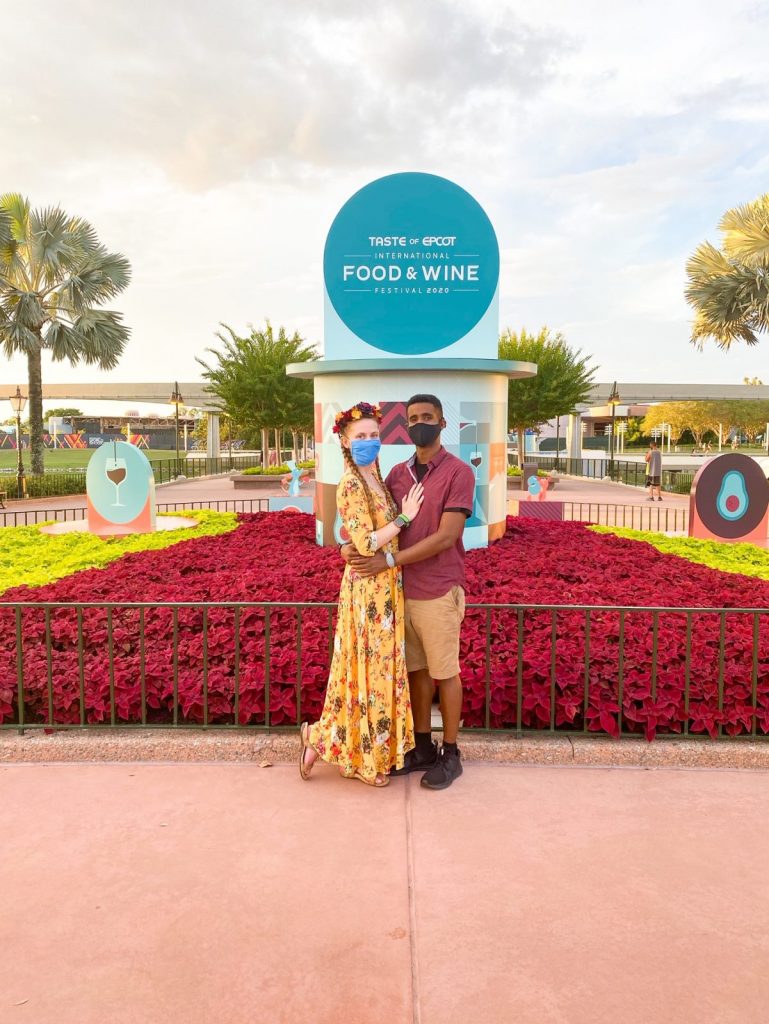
{"left": 0, "top": 449, "right": 178, "bottom": 471}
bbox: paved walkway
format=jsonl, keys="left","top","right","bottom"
{"left": 4, "top": 471, "right": 688, "bottom": 515}
{"left": 2, "top": 761, "right": 768, "bottom": 1024}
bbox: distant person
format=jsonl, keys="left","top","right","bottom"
{"left": 645, "top": 441, "right": 662, "bottom": 501}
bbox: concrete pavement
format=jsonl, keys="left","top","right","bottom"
{"left": 3, "top": 761, "right": 769, "bottom": 1024}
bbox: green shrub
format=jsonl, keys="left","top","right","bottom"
{"left": 242, "top": 460, "right": 315, "bottom": 476}
{"left": 24, "top": 472, "right": 87, "bottom": 498}
{"left": 507, "top": 466, "right": 549, "bottom": 478}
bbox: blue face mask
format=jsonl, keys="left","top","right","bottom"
{"left": 350, "top": 438, "right": 381, "bottom": 466}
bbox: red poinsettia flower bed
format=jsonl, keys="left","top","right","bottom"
{"left": 2, "top": 514, "right": 769, "bottom": 739}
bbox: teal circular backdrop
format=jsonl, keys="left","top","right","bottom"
{"left": 86, "top": 440, "right": 153, "bottom": 524}
{"left": 323, "top": 172, "right": 499, "bottom": 355}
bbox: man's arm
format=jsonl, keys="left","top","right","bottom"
{"left": 394, "top": 510, "right": 467, "bottom": 565}
{"left": 349, "top": 510, "right": 467, "bottom": 576}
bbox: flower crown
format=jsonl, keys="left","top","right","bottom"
{"left": 332, "top": 401, "right": 381, "bottom": 435}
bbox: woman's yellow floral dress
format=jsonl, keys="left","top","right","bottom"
{"left": 308, "top": 472, "right": 414, "bottom": 780}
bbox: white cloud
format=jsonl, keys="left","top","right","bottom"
{"left": 1, "top": 0, "right": 768, "bottom": 403}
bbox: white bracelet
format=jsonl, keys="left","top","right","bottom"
{"left": 385, "top": 552, "right": 396, "bottom": 569}
{"left": 371, "top": 531, "right": 378, "bottom": 552}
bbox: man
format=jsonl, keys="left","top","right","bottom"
{"left": 645, "top": 440, "right": 662, "bottom": 501}
{"left": 345, "top": 394, "right": 475, "bottom": 790}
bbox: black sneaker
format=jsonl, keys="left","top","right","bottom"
{"left": 420, "top": 746, "right": 463, "bottom": 790}
{"left": 391, "top": 742, "right": 438, "bottom": 776}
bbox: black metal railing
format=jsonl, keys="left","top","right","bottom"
{"left": 528, "top": 455, "right": 695, "bottom": 493}
{"left": 0, "top": 497, "right": 272, "bottom": 528}
{"left": 2, "top": 600, "right": 767, "bottom": 740}
{"left": 0, "top": 453, "right": 267, "bottom": 502}
{"left": 561, "top": 502, "right": 688, "bottom": 532}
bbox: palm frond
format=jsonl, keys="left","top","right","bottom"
{"left": 0, "top": 193, "right": 30, "bottom": 241}
{"left": 70, "top": 308, "right": 129, "bottom": 369}
{"left": 720, "top": 194, "right": 769, "bottom": 268}
{"left": 28, "top": 206, "right": 76, "bottom": 275}
{"left": 685, "top": 241, "right": 733, "bottom": 283}
{"left": 0, "top": 207, "right": 11, "bottom": 251}
{"left": 12, "top": 290, "right": 45, "bottom": 328}
{"left": 46, "top": 319, "right": 86, "bottom": 363}
{"left": 66, "top": 216, "right": 100, "bottom": 256}
{"left": 0, "top": 317, "right": 40, "bottom": 356}
{"left": 54, "top": 246, "right": 131, "bottom": 309}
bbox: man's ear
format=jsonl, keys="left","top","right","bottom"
{"left": 440, "top": 417, "right": 447, "bottom": 429}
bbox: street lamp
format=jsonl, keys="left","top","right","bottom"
{"left": 608, "top": 381, "right": 620, "bottom": 478}
{"left": 9, "top": 386, "right": 27, "bottom": 499}
{"left": 168, "top": 382, "right": 184, "bottom": 467}
{"left": 226, "top": 415, "right": 234, "bottom": 469}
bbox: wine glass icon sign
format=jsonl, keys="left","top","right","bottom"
{"left": 465, "top": 421, "right": 483, "bottom": 478}
{"left": 105, "top": 456, "right": 128, "bottom": 506}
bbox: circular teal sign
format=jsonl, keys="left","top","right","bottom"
{"left": 86, "top": 440, "right": 153, "bottom": 524}
{"left": 324, "top": 172, "right": 499, "bottom": 356}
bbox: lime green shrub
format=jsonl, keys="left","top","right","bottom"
{"left": 591, "top": 525, "right": 769, "bottom": 581}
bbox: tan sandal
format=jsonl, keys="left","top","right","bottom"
{"left": 351, "top": 770, "right": 390, "bottom": 788}
{"left": 299, "top": 723, "right": 316, "bottom": 780}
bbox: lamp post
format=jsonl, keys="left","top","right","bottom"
{"left": 10, "top": 386, "right": 27, "bottom": 499}
{"left": 608, "top": 381, "right": 620, "bottom": 479}
{"left": 168, "top": 382, "right": 184, "bottom": 468}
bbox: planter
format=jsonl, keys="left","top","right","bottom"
{"left": 507, "top": 476, "right": 557, "bottom": 491}
{"left": 232, "top": 472, "right": 314, "bottom": 490}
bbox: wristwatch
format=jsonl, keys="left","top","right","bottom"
{"left": 394, "top": 513, "right": 410, "bottom": 529}
{"left": 385, "top": 552, "right": 396, "bottom": 569}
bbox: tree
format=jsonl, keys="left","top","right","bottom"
{"left": 0, "top": 194, "right": 130, "bottom": 473}
{"left": 45, "top": 407, "right": 83, "bottom": 419}
{"left": 642, "top": 402, "right": 704, "bottom": 445}
{"left": 624, "top": 416, "right": 649, "bottom": 447}
{"left": 727, "top": 400, "right": 769, "bottom": 444}
{"left": 498, "top": 327, "right": 596, "bottom": 467}
{"left": 191, "top": 413, "right": 237, "bottom": 447}
{"left": 197, "top": 321, "right": 316, "bottom": 463}
{"left": 686, "top": 193, "right": 769, "bottom": 349}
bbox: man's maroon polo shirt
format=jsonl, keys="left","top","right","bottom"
{"left": 385, "top": 448, "right": 475, "bottom": 600}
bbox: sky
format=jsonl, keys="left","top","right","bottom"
{"left": 2, "top": 0, "right": 769, "bottom": 415}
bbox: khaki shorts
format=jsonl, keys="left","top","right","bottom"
{"left": 404, "top": 586, "right": 465, "bottom": 680}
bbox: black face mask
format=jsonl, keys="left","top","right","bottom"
{"left": 408, "top": 422, "right": 442, "bottom": 448}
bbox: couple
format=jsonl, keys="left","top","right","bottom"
{"left": 299, "top": 394, "right": 474, "bottom": 790}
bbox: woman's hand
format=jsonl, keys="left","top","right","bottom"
{"left": 401, "top": 482, "right": 424, "bottom": 521}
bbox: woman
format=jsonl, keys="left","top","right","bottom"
{"left": 299, "top": 401, "right": 423, "bottom": 787}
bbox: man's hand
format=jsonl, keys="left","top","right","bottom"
{"left": 349, "top": 551, "right": 389, "bottom": 577}
{"left": 339, "top": 543, "right": 356, "bottom": 563}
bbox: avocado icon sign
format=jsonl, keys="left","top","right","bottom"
{"left": 716, "top": 470, "right": 749, "bottom": 520}
{"left": 690, "top": 453, "right": 769, "bottom": 543}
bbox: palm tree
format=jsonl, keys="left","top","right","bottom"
{"left": 0, "top": 194, "right": 131, "bottom": 474}
{"left": 686, "top": 193, "right": 769, "bottom": 350}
